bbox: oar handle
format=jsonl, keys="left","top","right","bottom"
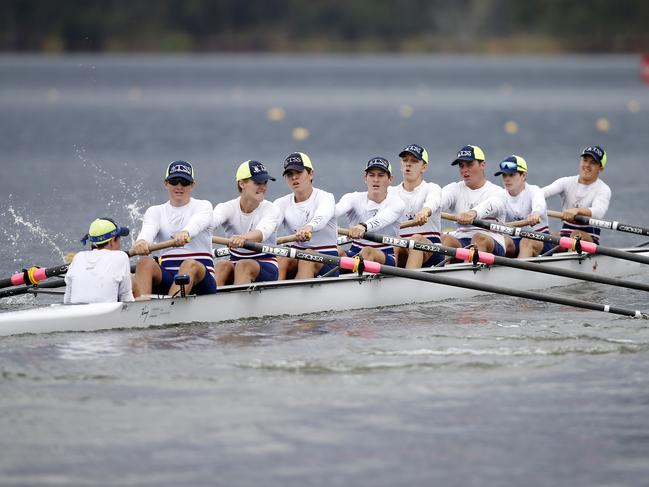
{"left": 277, "top": 233, "right": 310, "bottom": 245}
{"left": 441, "top": 212, "right": 457, "bottom": 222}
{"left": 400, "top": 220, "right": 420, "bottom": 229}
{"left": 547, "top": 210, "right": 563, "bottom": 219}
{"left": 339, "top": 222, "right": 416, "bottom": 236}
{"left": 213, "top": 233, "right": 309, "bottom": 247}
{"left": 126, "top": 239, "right": 182, "bottom": 257}
{"left": 505, "top": 218, "right": 538, "bottom": 228}
{"left": 212, "top": 236, "right": 230, "bottom": 246}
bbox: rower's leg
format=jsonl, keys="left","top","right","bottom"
{"left": 570, "top": 230, "right": 594, "bottom": 243}
{"left": 405, "top": 234, "right": 433, "bottom": 269}
{"left": 133, "top": 257, "right": 163, "bottom": 295}
{"left": 215, "top": 261, "right": 235, "bottom": 286}
{"left": 518, "top": 238, "right": 543, "bottom": 258}
{"left": 360, "top": 247, "right": 387, "bottom": 265}
{"left": 504, "top": 236, "right": 517, "bottom": 258}
{"left": 394, "top": 246, "right": 408, "bottom": 267}
{"left": 278, "top": 256, "right": 297, "bottom": 280}
{"left": 233, "top": 259, "right": 261, "bottom": 285}
{"left": 295, "top": 260, "right": 323, "bottom": 279}
{"left": 441, "top": 233, "right": 461, "bottom": 249}
{"left": 472, "top": 233, "right": 496, "bottom": 253}
{"left": 168, "top": 259, "right": 206, "bottom": 296}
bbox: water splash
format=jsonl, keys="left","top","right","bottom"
{"left": 73, "top": 146, "right": 153, "bottom": 242}
{"left": 1, "top": 204, "right": 67, "bottom": 260}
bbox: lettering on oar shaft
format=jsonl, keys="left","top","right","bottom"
{"left": 618, "top": 224, "right": 643, "bottom": 234}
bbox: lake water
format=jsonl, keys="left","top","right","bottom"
{"left": 1, "top": 54, "right": 649, "bottom": 486}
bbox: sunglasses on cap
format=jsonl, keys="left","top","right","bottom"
{"left": 166, "top": 177, "right": 192, "bottom": 187}
{"left": 499, "top": 160, "right": 520, "bottom": 172}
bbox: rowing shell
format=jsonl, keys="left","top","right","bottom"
{"left": 0, "top": 248, "right": 647, "bottom": 337}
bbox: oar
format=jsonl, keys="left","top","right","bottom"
{"left": 0, "top": 264, "right": 69, "bottom": 289}
{"left": 219, "top": 238, "right": 647, "bottom": 319}
{"left": 547, "top": 210, "right": 649, "bottom": 237}
{"left": 212, "top": 233, "right": 306, "bottom": 257}
{"left": 339, "top": 228, "right": 649, "bottom": 293}
{"left": 442, "top": 213, "right": 649, "bottom": 266}
{"left": 0, "top": 239, "right": 180, "bottom": 298}
{"left": 0, "top": 278, "right": 67, "bottom": 299}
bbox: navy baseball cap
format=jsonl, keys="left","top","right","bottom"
{"left": 365, "top": 157, "right": 392, "bottom": 176}
{"left": 236, "top": 160, "right": 276, "bottom": 182}
{"left": 399, "top": 144, "right": 429, "bottom": 164}
{"left": 494, "top": 155, "right": 528, "bottom": 176}
{"left": 283, "top": 152, "right": 314, "bottom": 175}
{"left": 580, "top": 146, "right": 607, "bottom": 168}
{"left": 165, "top": 161, "right": 195, "bottom": 182}
{"left": 451, "top": 145, "right": 485, "bottom": 165}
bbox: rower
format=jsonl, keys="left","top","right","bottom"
{"left": 389, "top": 144, "right": 444, "bottom": 268}
{"left": 440, "top": 145, "right": 508, "bottom": 256}
{"left": 131, "top": 161, "right": 216, "bottom": 296}
{"left": 64, "top": 218, "right": 134, "bottom": 304}
{"left": 274, "top": 152, "right": 339, "bottom": 279}
{"left": 490, "top": 155, "right": 553, "bottom": 258}
{"left": 335, "top": 156, "right": 405, "bottom": 266}
{"left": 212, "top": 160, "right": 282, "bottom": 285}
{"left": 542, "top": 146, "right": 611, "bottom": 245}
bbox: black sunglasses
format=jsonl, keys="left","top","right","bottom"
{"left": 167, "top": 177, "right": 192, "bottom": 187}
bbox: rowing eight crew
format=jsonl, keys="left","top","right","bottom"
{"left": 64, "top": 144, "right": 610, "bottom": 304}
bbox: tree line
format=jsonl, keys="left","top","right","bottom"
{"left": 2, "top": 0, "right": 648, "bottom": 53}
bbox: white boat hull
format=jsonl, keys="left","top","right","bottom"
{"left": 0, "top": 248, "right": 647, "bottom": 336}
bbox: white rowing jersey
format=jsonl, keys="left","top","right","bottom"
{"left": 274, "top": 187, "right": 338, "bottom": 253}
{"left": 64, "top": 249, "right": 134, "bottom": 304}
{"left": 389, "top": 180, "right": 442, "bottom": 239}
{"left": 335, "top": 191, "right": 405, "bottom": 251}
{"left": 137, "top": 198, "right": 215, "bottom": 276}
{"left": 477, "top": 182, "right": 548, "bottom": 234}
{"left": 542, "top": 176, "right": 611, "bottom": 219}
{"left": 441, "top": 180, "right": 508, "bottom": 248}
{"left": 212, "top": 198, "right": 282, "bottom": 263}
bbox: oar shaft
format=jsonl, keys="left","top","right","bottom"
{"left": 0, "top": 278, "right": 67, "bottom": 298}
{"left": 354, "top": 229, "right": 649, "bottom": 293}
{"left": 228, "top": 239, "right": 647, "bottom": 319}
{"left": 548, "top": 210, "right": 649, "bottom": 237}
{"left": 0, "top": 264, "right": 69, "bottom": 289}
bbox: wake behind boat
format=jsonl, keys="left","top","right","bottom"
{"left": 1, "top": 247, "right": 647, "bottom": 337}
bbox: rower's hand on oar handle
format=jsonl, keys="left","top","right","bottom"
{"left": 173, "top": 231, "right": 191, "bottom": 247}
{"left": 127, "top": 238, "right": 183, "bottom": 257}
{"left": 294, "top": 226, "right": 313, "bottom": 242}
{"left": 457, "top": 210, "right": 477, "bottom": 225}
{"left": 527, "top": 212, "right": 542, "bottom": 226}
{"left": 129, "top": 239, "right": 151, "bottom": 256}
{"left": 561, "top": 208, "right": 581, "bottom": 223}
{"left": 348, "top": 224, "right": 366, "bottom": 239}
{"left": 229, "top": 235, "right": 246, "bottom": 249}
{"left": 412, "top": 208, "right": 431, "bottom": 226}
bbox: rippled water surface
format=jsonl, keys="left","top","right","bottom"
{"left": 1, "top": 55, "right": 649, "bottom": 486}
